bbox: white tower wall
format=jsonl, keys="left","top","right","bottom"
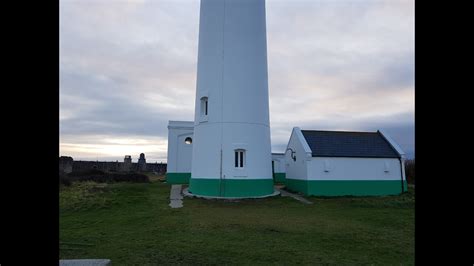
{"left": 189, "top": 0, "right": 273, "bottom": 198}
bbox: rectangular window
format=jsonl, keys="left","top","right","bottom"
{"left": 205, "top": 100, "right": 208, "bottom": 115}
{"left": 235, "top": 150, "right": 245, "bottom": 168}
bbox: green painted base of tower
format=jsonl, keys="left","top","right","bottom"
{"left": 189, "top": 178, "right": 274, "bottom": 198}
{"left": 165, "top": 172, "right": 191, "bottom": 184}
{"left": 285, "top": 179, "right": 408, "bottom": 196}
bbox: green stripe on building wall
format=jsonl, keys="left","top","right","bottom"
{"left": 285, "top": 179, "right": 405, "bottom": 196}
{"left": 166, "top": 173, "right": 191, "bottom": 184}
{"left": 189, "top": 178, "right": 274, "bottom": 198}
{"left": 273, "top": 173, "right": 286, "bottom": 184}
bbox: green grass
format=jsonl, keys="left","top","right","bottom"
{"left": 60, "top": 180, "right": 414, "bottom": 265}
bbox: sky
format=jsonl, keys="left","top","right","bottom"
{"left": 60, "top": 0, "right": 414, "bottom": 163}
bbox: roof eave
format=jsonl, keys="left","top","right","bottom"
{"left": 295, "top": 127, "right": 313, "bottom": 157}
{"left": 312, "top": 155, "right": 400, "bottom": 159}
{"left": 377, "top": 130, "right": 405, "bottom": 158}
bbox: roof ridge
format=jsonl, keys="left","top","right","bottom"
{"left": 301, "top": 129, "right": 378, "bottom": 134}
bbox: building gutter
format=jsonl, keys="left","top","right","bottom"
{"left": 398, "top": 156, "right": 404, "bottom": 193}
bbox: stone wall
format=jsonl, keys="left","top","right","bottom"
{"left": 59, "top": 156, "right": 73, "bottom": 173}
{"left": 145, "top": 162, "right": 167, "bottom": 173}
{"left": 65, "top": 157, "right": 167, "bottom": 174}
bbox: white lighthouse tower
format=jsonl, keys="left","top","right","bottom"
{"left": 188, "top": 0, "right": 274, "bottom": 198}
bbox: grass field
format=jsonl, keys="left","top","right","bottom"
{"left": 60, "top": 174, "right": 414, "bottom": 265}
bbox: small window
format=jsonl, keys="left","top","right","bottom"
{"left": 200, "top": 97, "right": 208, "bottom": 116}
{"left": 234, "top": 149, "right": 245, "bottom": 168}
{"left": 184, "top": 137, "right": 192, "bottom": 144}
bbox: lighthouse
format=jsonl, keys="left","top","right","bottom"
{"left": 188, "top": 0, "right": 274, "bottom": 198}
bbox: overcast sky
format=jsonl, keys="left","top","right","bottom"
{"left": 60, "top": 0, "right": 414, "bottom": 163}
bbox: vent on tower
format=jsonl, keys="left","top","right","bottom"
{"left": 384, "top": 161, "right": 390, "bottom": 173}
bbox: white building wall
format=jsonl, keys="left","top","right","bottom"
{"left": 307, "top": 157, "right": 403, "bottom": 181}
{"left": 167, "top": 121, "right": 194, "bottom": 173}
{"left": 284, "top": 127, "right": 312, "bottom": 180}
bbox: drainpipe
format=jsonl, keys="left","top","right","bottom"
{"left": 398, "top": 156, "right": 405, "bottom": 193}
{"left": 219, "top": 149, "right": 223, "bottom": 197}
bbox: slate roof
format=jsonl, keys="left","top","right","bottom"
{"left": 300, "top": 130, "right": 400, "bottom": 158}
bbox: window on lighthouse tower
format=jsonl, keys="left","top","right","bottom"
{"left": 200, "top": 97, "right": 208, "bottom": 116}
{"left": 235, "top": 149, "right": 245, "bottom": 168}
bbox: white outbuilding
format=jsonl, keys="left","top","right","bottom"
{"left": 166, "top": 121, "right": 194, "bottom": 184}
{"left": 284, "top": 127, "right": 407, "bottom": 196}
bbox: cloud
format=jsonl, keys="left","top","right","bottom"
{"left": 60, "top": 0, "right": 414, "bottom": 162}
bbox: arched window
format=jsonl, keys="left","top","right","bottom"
{"left": 184, "top": 137, "right": 192, "bottom": 144}
{"left": 234, "top": 149, "right": 245, "bottom": 168}
{"left": 200, "top": 97, "right": 208, "bottom": 116}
